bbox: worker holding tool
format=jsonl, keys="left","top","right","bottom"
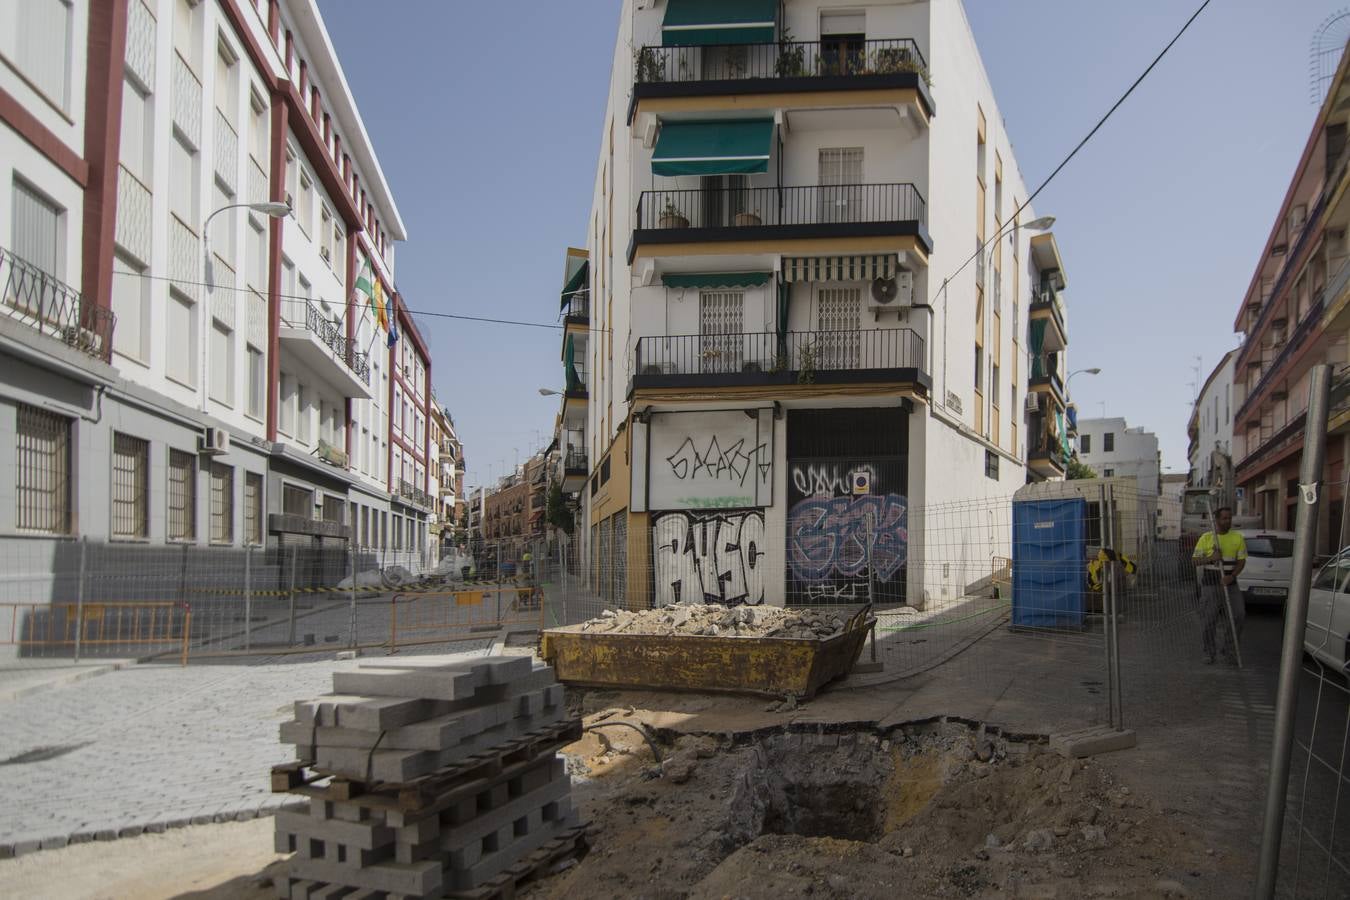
{"left": 1191, "top": 505, "right": 1247, "bottom": 665}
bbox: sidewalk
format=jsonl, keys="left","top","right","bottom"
{"left": 0, "top": 659, "right": 135, "bottom": 703}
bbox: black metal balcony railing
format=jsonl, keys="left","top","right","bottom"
{"left": 637, "top": 183, "right": 926, "bottom": 232}
{"left": 635, "top": 38, "right": 929, "bottom": 85}
{"left": 1, "top": 247, "right": 115, "bottom": 362}
{"left": 563, "top": 447, "right": 588, "bottom": 472}
{"left": 302, "top": 299, "right": 370, "bottom": 385}
{"left": 565, "top": 364, "right": 588, "bottom": 394}
{"left": 1235, "top": 292, "right": 1327, "bottom": 424}
{"left": 635, "top": 328, "right": 925, "bottom": 379}
{"left": 563, "top": 289, "right": 590, "bottom": 321}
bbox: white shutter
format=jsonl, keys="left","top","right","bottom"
{"left": 815, "top": 287, "right": 862, "bottom": 369}
{"left": 699, "top": 291, "right": 744, "bottom": 374}
{"left": 11, "top": 181, "right": 61, "bottom": 277}
{"left": 17, "top": 0, "right": 72, "bottom": 108}
{"left": 820, "top": 12, "right": 865, "bottom": 34}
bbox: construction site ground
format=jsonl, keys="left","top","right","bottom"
{"left": 0, "top": 607, "right": 1309, "bottom": 898}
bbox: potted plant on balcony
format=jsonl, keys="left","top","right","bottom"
{"left": 635, "top": 47, "right": 664, "bottom": 83}
{"left": 775, "top": 28, "right": 806, "bottom": 77}
{"left": 870, "top": 47, "right": 933, "bottom": 86}
{"left": 733, "top": 208, "right": 762, "bottom": 227}
{"left": 658, "top": 197, "right": 690, "bottom": 229}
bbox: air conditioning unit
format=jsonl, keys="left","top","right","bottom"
{"left": 868, "top": 272, "right": 913, "bottom": 310}
{"left": 1024, "top": 392, "right": 1041, "bottom": 412}
{"left": 199, "top": 427, "right": 230, "bottom": 455}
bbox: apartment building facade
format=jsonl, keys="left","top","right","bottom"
{"left": 1231, "top": 44, "right": 1350, "bottom": 546}
{"left": 0, "top": 0, "right": 435, "bottom": 566}
{"left": 1186, "top": 349, "right": 1237, "bottom": 489}
{"left": 428, "top": 400, "right": 465, "bottom": 556}
{"left": 569, "top": 0, "right": 1066, "bottom": 610}
{"left": 1076, "top": 417, "right": 1162, "bottom": 498}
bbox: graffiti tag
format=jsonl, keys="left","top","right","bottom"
{"left": 791, "top": 463, "right": 877, "bottom": 497}
{"left": 652, "top": 510, "right": 766, "bottom": 606}
{"left": 666, "top": 436, "right": 770, "bottom": 487}
{"left": 787, "top": 494, "right": 908, "bottom": 583}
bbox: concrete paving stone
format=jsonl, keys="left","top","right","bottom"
{"left": 145, "top": 821, "right": 167, "bottom": 833}
{"left": 0, "top": 844, "right": 13, "bottom": 859}
{"left": 118, "top": 826, "right": 144, "bottom": 838}
{"left": 93, "top": 829, "right": 118, "bottom": 841}
{"left": 190, "top": 815, "right": 213, "bottom": 826}
{"left": 13, "top": 840, "right": 41, "bottom": 856}
{"left": 69, "top": 831, "right": 95, "bottom": 843}
{"left": 39, "top": 835, "right": 70, "bottom": 850}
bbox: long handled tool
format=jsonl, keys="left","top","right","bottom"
{"left": 1204, "top": 492, "right": 1243, "bottom": 668}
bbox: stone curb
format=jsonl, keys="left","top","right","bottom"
{"left": 0, "top": 662, "right": 133, "bottom": 704}
{"left": 0, "top": 799, "right": 307, "bottom": 860}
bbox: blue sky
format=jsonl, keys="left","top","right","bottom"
{"left": 319, "top": 0, "right": 1342, "bottom": 487}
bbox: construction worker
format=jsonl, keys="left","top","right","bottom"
{"left": 1191, "top": 506, "right": 1247, "bottom": 665}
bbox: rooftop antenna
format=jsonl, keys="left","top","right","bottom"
{"left": 1310, "top": 10, "right": 1350, "bottom": 105}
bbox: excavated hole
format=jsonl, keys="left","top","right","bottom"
{"left": 728, "top": 732, "right": 893, "bottom": 844}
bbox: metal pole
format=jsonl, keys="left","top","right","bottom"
{"left": 73, "top": 536, "right": 87, "bottom": 663}
{"left": 1102, "top": 485, "right": 1117, "bottom": 730}
{"left": 1107, "top": 484, "right": 1124, "bottom": 729}
{"left": 243, "top": 544, "right": 252, "bottom": 653}
{"left": 286, "top": 546, "right": 298, "bottom": 647}
{"left": 348, "top": 540, "right": 358, "bottom": 649}
{"left": 1257, "top": 363, "right": 1332, "bottom": 898}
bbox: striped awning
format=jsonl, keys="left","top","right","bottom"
{"left": 782, "top": 255, "right": 899, "bottom": 283}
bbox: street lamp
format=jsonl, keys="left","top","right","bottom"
{"left": 538, "top": 388, "right": 563, "bottom": 397}
{"left": 1066, "top": 367, "right": 1102, "bottom": 396}
{"left": 200, "top": 201, "right": 291, "bottom": 413}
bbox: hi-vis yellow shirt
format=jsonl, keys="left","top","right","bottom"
{"left": 1193, "top": 530, "right": 1247, "bottom": 573}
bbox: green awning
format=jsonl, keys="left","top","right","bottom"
{"left": 661, "top": 272, "right": 770, "bottom": 289}
{"left": 560, "top": 257, "right": 588, "bottom": 310}
{"left": 662, "top": 0, "right": 776, "bottom": 46}
{"left": 652, "top": 119, "right": 773, "bottom": 176}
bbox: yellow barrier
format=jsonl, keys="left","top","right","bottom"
{"left": 0, "top": 601, "right": 192, "bottom": 666}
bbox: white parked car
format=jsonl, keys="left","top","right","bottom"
{"left": 1236, "top": 529, "right": 1295, "bottom": 604}
{"left": 1305, "top": 550, "right": 1350, "bottom": 671}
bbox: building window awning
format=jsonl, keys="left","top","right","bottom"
{"left": 652, "top": 119, "right": 773, "bottom": 176}
{"left": 561, "top": 257, "right": 588, "bottom": 310}
{"left": 782, "top": 255, "right": 899, "bottom": 283}
{"left": 661, "top": 0, "right": 776, "bottom": 46}
{"left": 661, "top": 272, "right": 771, "bottom": 289}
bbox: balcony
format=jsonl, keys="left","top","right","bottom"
{"left": 1, "top": 247, "right": 115, "bottom": 362}
{"left": 630, "top": 38, "right": 933, "bottom": 125}
{"left": 562, "top": 289, "right": 590, "bottom": 324}
{"left": 630, "top": 183, "right": 929, "bottom": 262}
{"left": 632, "top": 328, "right": 928, "bottom": 393}
{"left": 1234, "top": 292, "right": 1326, "bottom": 424}
{"left": 397, "top": 479, "right": 432, "bottom": 510}
{"left": 1028, "top": 287, "right": 1067, "bottom": 353}
{"left": 1027, "top": 416, "right": 1068, "bottom": 480}
{"left": 1028, "top": 358, "right": 1065, "bottom": 407}
{"left": 561, "top": 364, "right": 588, "bottom": 430}
{"left": 278, "top": 299, "right": 373, "bottom": 399}
{"left": 561, "top": 446, "right": 588, "bottom": 494}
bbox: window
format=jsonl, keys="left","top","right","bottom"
{"left": 16, "top": 404, "right": 71, "bottom": 534}
{"left": 112, "top": 433, "right": 149, "bottom": 538}
{"left": 974, "top": 344, "right": 984, "bottom": 391}
{"left": 282, "top": 484, "right": 312, "bottom": 518}
{"left": 984, "top": 450, "right": 999, "bottom": 480}
{"left": 284, "top": 146, "right": 298, "bottom": 209}
{"left": 248, "top": 91, "right": 267, "bottom": 164}
{"left": 818, "top": 148, "right": 863, "bottom": 223}
{"left": 297, "top": 383, "right": 310, "bottom": 443}
{"left": 243, "top": 471, "right": 262, "bottom": 544}
{"left": 322, "top": 495, "right": 344, "bottom": 524}
{"left": 392, "top": 385, "right": 403, "bottom": 434}
{"left": 170, "top": 133, "right": 199, "bottom": 226}
{"left": 173, "top": 0, "right": 201, "bottom": 73}
{"left": 214, "top": 39, "right": 238, "bottom": 122}
{"left": 209, "top": 321, "right": 234, "bottom": 405}
{"left": 120, "top": 78, "right": 152, "bottom": 182}
{"left": 1081, "top": 434, "right": 1091, "bottom": 454}
{"left": 112, "top": 252, "right": 150, "bottom": 362}
{"left": 1104, "top": 432, "right": 1115, "bottom": 452}
{"left": 166, "top": 290, "right": 197, "bottom": 386}
{"left": 246, "top": 345, "right": 264, "bottom": 419}
{"left": 279, "top": 372, "right": 296, "bottom": 434}
{"left": 1103, "top": 468, "right": 1115, "bottom": 478}
{"left": 332, "top": 223, "right": 345, "bottom": 284}
{"left": 991, "top": 364, "right": 1000, "bottom": 408}
{"left": 320, "top": 205, "right": 333, "bottom": 265}
{"left": 209, "top": 462, "right": 233, "bottom": 544}
{"left": 298, "top": 171, "right": 313, "bottom": 236}
{"left": 168, "top": 449, "right": 197, "bottom": 542}
{"left": 211, "top": 181, "right": 236, "bottom": 266}
{"left": 11, "top": 179, "right": 62, "bottom": 279}
{"left": 246, "top": 218, "right": 266, "bottom": 293}
{"left": 15, "top": 0, "right": 73, "bottom": 109}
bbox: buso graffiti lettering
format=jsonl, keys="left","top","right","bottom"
{"left": 666, "top": 436, "right": 771, "bottom": 487}
{"left": 787, "top": 494, "right": 908, "bottom": 583}
{"left": 652, "top": 510, "right": 765, "bottom": 606}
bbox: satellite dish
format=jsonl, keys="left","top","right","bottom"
{"left": 1310, "top": 9, "right": 1350, "bottom": 105}
{"left": 871, "top": 277, "right": 899, "bottom": 305}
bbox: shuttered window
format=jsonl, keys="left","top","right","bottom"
{"left": 15, "top": 0, "right": 73, "bottom": 109}
{"left": 11, "top": 179, "right": 61, "bottom": 278}
{"left": 209, "top": 462, "right": 233, "bottom": 544}
{"left": 112, "top": 433, "right": 149, "bottom": 538}
{"left": 16, "top": 403, "right": 71, "bottom": 534}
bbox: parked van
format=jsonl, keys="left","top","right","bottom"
{"left": 1236, "top": 529, "right": 1295, "bottom": 605}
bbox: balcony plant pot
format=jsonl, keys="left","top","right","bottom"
{"left": 742, "top": 361, "right": 764, "bottom": 374}
{"left": 641, "top": 364, "right": 665, "bottom": 376}
{"left": 658, "top": 213, "right": 690, "bottom": 229}
{"left": 733, "top": 212, "right": 762, "bottom": 226}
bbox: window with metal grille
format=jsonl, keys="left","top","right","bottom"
{"left": 209, "top": 463, "right": 233, "bottom": 543}
{"left": 112, "top": 433, "right": 149, "bottom": 538}
{"left": 818, "top": 148, "right": 863, "bottom": 223}
{"left": 16, "top": 403, "right": 71, "bottom": 534}
{"left": 168, "top": 449, "right": 196, "bottom": 541}
{"left": 322, "top": 494, "right": 344, "bottom": 524}
{"left": 243, "top": 471, "right": 262, "bottom": 545}
{"left": 283, "top": 484, "right": 312, "bottom": 518}
{"left": 985, "top": 449, "right": 999, "bottom": 480}
{"left": 815, "top": 287, "right": 862, "bottom": 369}
{"left": 1104, "top": 432, "right": 1115, "bottom": 452}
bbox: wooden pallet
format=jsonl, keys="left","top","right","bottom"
{"left": 271, "top": 719, "right": 582, "bottom": 810}
{"left": 445, "top": 824, "right": 590, "bottom": 900}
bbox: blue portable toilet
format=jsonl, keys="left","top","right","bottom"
{"left": 1012, "top": 497, "right": 1086, "bottom": 628}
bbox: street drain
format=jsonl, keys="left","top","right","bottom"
{"left": 728, "top": 732, "right": 891, "bottom": 844}
{"left": 1, "top": 742, "right": 91, "bottom": 765}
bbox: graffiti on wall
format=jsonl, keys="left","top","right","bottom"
{"left": 652, "top": 510, "right": 766, "bottom": 606}
{"left": 646, "top": 411, "right": 773, "bottom": 510}
{"left": 786, "top": 461, "right": 908, "bottom": 603}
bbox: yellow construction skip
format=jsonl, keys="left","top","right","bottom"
{"left": 540, "top": 607, "right": 874, "bottom": 700}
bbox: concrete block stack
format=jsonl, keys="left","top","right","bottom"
{"left": 271, "top": 655, "right": 584, "bottom": 899}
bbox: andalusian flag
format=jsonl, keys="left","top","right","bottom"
{"left": 354, "top": 257, "right": 387, "bottom": 331}
{"left": 373, "top": 279, "right": 388, "bottom": 331}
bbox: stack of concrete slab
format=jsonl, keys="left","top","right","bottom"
{"left": 271, "top": 655, "right": 584, "bottom": 899}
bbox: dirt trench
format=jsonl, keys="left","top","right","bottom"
{"left": 528, "top": 716, "right": 1238, "bottom": 899}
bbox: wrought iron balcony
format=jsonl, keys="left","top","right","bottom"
{"left": 633, "top": 328, "right": 927, "bottom": 391}
{"left": 636, "top": 183, "right": 926, "bottom": 233}
{"left": 562, "top": 289, "right": 590, "bottom": 322}
{"left": 291, "top": 299, "right": 371, "bottom": 386}
{"left": 1, "top": 247, "right": 115, "bottom": 362}
{"left": 635, "top": 37, "right": 929, "bottom": 87}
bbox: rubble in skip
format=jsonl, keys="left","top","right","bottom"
{"left": 270, "top": 655, "right": 585, "bottom": 899}
{"left": 578, "top": 603, "right": 847, "bottom": 639}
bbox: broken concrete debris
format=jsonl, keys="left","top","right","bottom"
{"left": 272, "top": 654, "right": 582, "bottom": 898}
{"left": 579, "top": 603, "right": 846, "bottom": 639}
